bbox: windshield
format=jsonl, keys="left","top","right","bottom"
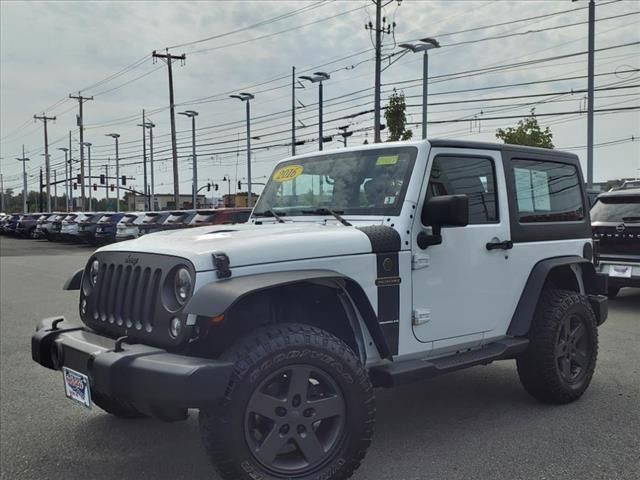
{"left": 591, "top": 196, "right": 640, "bottom": 222}
{"left": 254, "top": 147, "right": 418, "bottom": 217}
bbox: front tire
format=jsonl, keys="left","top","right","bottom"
{"left": 199, "top": 324, "right": 375, "bottom": 480}
{"left": 517, "top": 289, "right": 598, "bottom": 404}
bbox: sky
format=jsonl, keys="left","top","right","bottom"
{"left": 1, "top": 0, "right": 639, "bottom": 204}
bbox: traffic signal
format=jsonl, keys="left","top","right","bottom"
{"left": 110, "top": 184, "right": 114, "bottom": 192}
{"left": 73, "top": 183, "right": 77, "bottom": 190}
{"left": 238, "top": 181, "right": 242, "bottom": 190}
{"left": 100, "top": 174, "right": 105, "bottom": 184}
{"left": 76, "top": 174, "right": 81, "bottom": 184}
{"left": 214, "top": 183, "right": 219, "bottom": 191}
{"left": 93, "top": 184, "right": 97, "bottom": 191}
{"left": 121, "top": 176, "right": 126, "bottom": 185}
{"left": 206, "top": 183, "right": 211, "bottom": 192}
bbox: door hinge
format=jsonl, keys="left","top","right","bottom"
{"left": 412, "top": 253, "right": 430, "bottom": 270}
{"left": 412, "top": 309, "right": 431, "bottom": 326}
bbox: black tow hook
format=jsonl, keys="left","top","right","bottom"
{"left": 114, "top": 336, "right": 129, "bottom": 353}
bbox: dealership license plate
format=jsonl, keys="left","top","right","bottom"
{"left": 62, "top": 367, "right": 92, "bottom": 408}
{"left": 609, "top": 265, "right": 632, "bottom": 278}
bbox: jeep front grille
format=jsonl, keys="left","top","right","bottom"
{"left": 80, "top": 252, "right": 195, "bottom": 350}
{"left": 95, "top": 263, "right": 162, "bottom": 331}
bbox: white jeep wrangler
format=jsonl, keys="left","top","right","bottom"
{"left": 32, "top": 139, "right": 608, "bottom": 480}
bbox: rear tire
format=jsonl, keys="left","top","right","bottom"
{"left": 517, "top": 289, "right": 598, "bottom": 404}
{"left": 199, "top": 323, "right": 375, "bottom": 480}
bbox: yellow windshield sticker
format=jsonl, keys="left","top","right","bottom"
{"left": 272, "top": 165, "right": 304, "bottom": 182}
{"left": 376, "top": 155, "right": 399, "bottom": 166}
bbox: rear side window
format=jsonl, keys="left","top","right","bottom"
{"left": 427, "top": 155, "right": 498, "bottom": 224}
{"left": 591, "top": 196, "right": 640, "bottom": 222}
{"left": 511, "top": 159, "right": 584, "bottom": 223}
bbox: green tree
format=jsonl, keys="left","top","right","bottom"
{"left": 496, "top": 108, "right": 554, "bottom": 148}
{"left": 384, "top": 89, "right": 413, "bottom": 142}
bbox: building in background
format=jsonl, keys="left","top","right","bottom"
{"left": 128, "top": 193, "right": 209, "bottom": 211}
{"left": 223, "top": 192, "right": 259, "bottom": 208}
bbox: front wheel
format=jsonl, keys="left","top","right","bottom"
{"left": 199, "top": 324, "right": 375, "bottom": 480}
{"left": 517, "top": 289, "right": 598, "bottom": 404}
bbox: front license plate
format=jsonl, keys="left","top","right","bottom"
{"left": 609, "top": 265, "right": 632, "bottom": 278}
{"left": 62, "top": 367, "right": 92, "bottom": 408}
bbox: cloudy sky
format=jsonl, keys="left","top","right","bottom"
{"left": 1, "top": 0, "right": 639, "bottom": 202}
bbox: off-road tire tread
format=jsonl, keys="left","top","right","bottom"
{"left": 517, "top": 289, "right": 598, "bottom": 404}
{"left": 199, "top": 323, "right": 376, "bottom": 480}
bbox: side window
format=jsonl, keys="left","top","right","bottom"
{"left": 427, "top": 155, "right": 498, "bottom": 224}
{"left": 511, "top": 159, "right": 584, "bottom": 223}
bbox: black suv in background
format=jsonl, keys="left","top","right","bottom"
{"left": 15, "top": 214, "right": 40, "bottom": 238}
{"left": 592, "top": 188, "right": 640, "bottom": 297}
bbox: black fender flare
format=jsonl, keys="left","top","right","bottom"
{"left": 507, "top": 256, "right": 604, "bottom": 336}
{"left": 63, "top": 268, "right": 84, "bottom": 290}
{"left": 185, "top": 269, "right": 392, "bottom": 360}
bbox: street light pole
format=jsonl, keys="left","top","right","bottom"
{"left": 82, "top": 142, "right": 92, "bottom": 210}
{"left": 399, "top": 37, "right": 440, "bottom": 139}
{"left": 179, "top": 110, "right": 199, "bottom": 208}
{"left": 299, "top": 72, "right": 331, "bottom": 151}
{"left": 106, "top": 134, "right": 120, "bottom": 212}
{"left": 230, "top": 93, "right": 255, "bottom": 207}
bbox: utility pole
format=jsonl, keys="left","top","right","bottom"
{"left": 0, "top": 172, "right": 4, "bottom": 213}
{"left": 292, "top": 66, "right": 296, "bottom": 156}
{"left": 17, "top": 146, "right": 30, "bottom": 213}
{"left": 230, "top": 93, "right": 255, "bottom": 207}
{"left": 105, "top": 162, "right": 110, "bottom": 211}
{"left": 299, "top": 73, "right": 330, "bottom": 151}
{"left": 57, "top": 147, "right": 69, "bottom": 211}
{"left": 68, "top": 131, "right": 73, "bottom": 210}
{"left": 152, "top": 50, "right": 186, "bottom": 208}
{"left": 69, "top": 94, "right": 93, "bottom": 211}
{"left": 82, "top": 142, "right": 92, "bottom": 210}
{"left": 39, "top": 167, "right": 44, "bottom": 212}
{"left": 106, "top": 134, "right": 120, "bottom": 212}
{"left": 586, "top": 0, "right": 595, "bottom": 188}
{"left": 366, "top": 0, "right": 398, "bottom": 143}
{"left": 54, "top": 170, "right": 57, "bottom": 210}
{"left": 137, "top": 109, "right": 149, "bottom": 210}
{"left": 144, "top": 121, "right": 156, "bottom": 210}
{"left": 179, "top": 110, "right": 199, "bottom": 208}
{"left": 34, "top": 113, "right": 56, "bottom": 211}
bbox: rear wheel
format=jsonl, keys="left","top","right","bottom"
{"left": 199, "top": 324, "right": 375, "bottom": 480}
{"left": 517, "top": 289, "right": 598, "bottom": 404}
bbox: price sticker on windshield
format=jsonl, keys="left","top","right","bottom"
{"left": 273, "top": 165, "right": 304, "bottom": 182}
{"left": 376, "top": 155, "right": 399, "bottom": 166}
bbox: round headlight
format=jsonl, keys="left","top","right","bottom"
{"left": 174, "top": 268, "right": 192, "bottom": 304}
{"left": 169, "top": 317, "right": 182, "bottom": 338}
{"left": 90, "top": 260, "right": 100, "bottom": 286}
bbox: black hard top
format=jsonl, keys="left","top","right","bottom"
{"left": 429, "top": 139, "right": 579, "bottom": 162}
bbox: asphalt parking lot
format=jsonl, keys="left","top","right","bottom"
{"left": 1, "top": 236, "right": 638, "bottom": 480}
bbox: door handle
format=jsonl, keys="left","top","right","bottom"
{"left": 486, "top": 240, "right": 513, "bottom": 251}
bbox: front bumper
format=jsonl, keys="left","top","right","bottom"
{"left": 32, "top": 317, "right": 233, "bottom": 413}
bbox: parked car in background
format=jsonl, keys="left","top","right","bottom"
{"left": 156, "top": 210, "right": 197, "bottom": 231}
{"left": 36, "top": 213, "right": 64, "bottom": 239}
{"left": 77, "top": 213, "right": 105, "bottom": 244}
{"left": 592, "top": 188, "right": 640, "bottom": 297}
{"left": 94, "top": 213, "right": 125, "bottom": 244}
{"left": 60, "top": 213, "right": 92, "bottom": 241}
{"left": 115, "top": 212, "right": 146, "bottom": 241}
{"left": 137, "top": 211, "right": 171, "bottom": 236}
{"left": 614, "top": 179, "right": 640, "bottom": 191}
{"left": 1, "top": 214, "right": 21, "bottom": 235}
{"left": 15, "top": 214, "right": 41, "bottom": 238}
{"left": 32, "top": 214, "right": 50, "bottom": 238}
{"left": 47, "top": 214, "right": 67, "bottom": 241}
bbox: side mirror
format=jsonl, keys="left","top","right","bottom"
{"left": 418, "top": 194, "right": 469, "bottom": 249}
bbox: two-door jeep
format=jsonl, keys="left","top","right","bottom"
{"left": 32, "top": 139, "right": 608, "bottom": 480}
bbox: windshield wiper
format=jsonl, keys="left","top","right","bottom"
{"left": 622, "top": 216, "right": 640, "bottom": 222}
{"left": 253, "top": 209, "right": 285, "bottom": 223}
{"left": 301, "top": 208, "right": 352, "bottom": 226}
